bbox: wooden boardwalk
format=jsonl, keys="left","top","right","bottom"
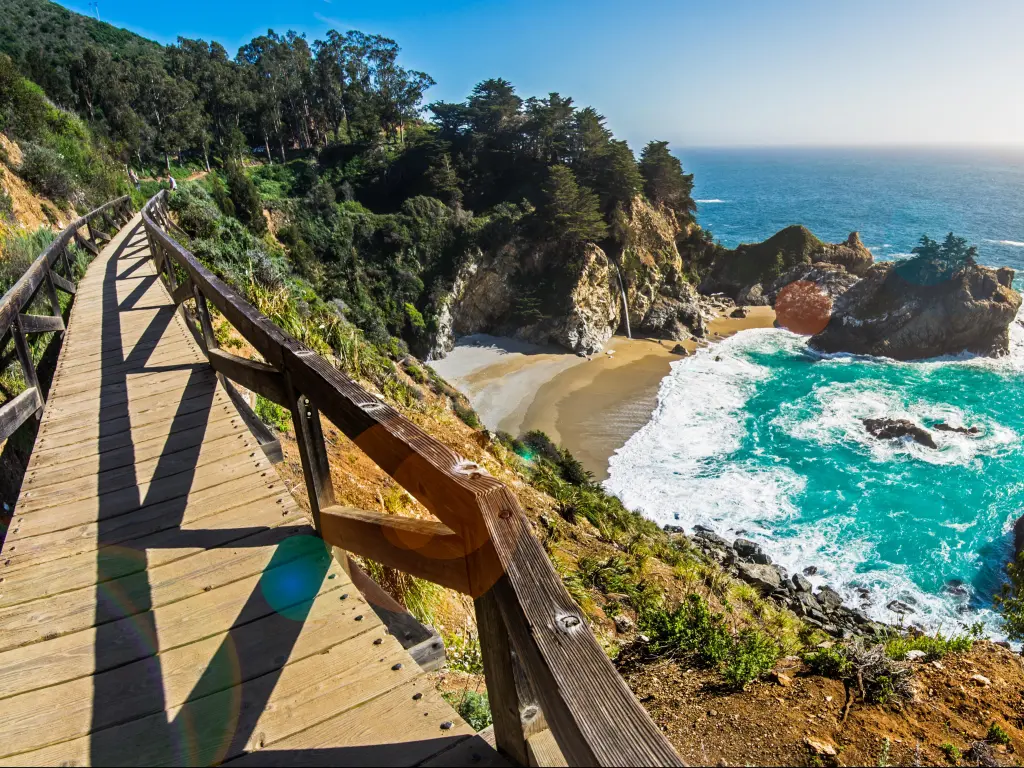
{"left": 0, "top": 217, "right": 494, "bottom": 766}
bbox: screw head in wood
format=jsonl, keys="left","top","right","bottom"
{"left": 391, "top": 663, "right": 403, "bottom": 671}
{"left": 440, "top": 721, "right": 453, "bottom": 730}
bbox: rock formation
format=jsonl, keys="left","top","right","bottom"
{"left": 811, "top": 262, "right": 1022, "bottom": 360}
{"left": 702, "top": 226, "right": 874, "bottom": 305}
{"left": 426, "top": 196, "right": 713, "bottom": 358}
{"left": 863, "top": 418, "right": 937, "bottom": 449}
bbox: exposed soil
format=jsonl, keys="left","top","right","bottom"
{"left": 623, "top": 643, "right": 1024, "bottom": 767}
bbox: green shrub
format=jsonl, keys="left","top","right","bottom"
{"left": 722, "top": 629, "right": 781, "bottom": 689}
{"left": 987, "top": 722, "right": 1011, "bottom": 746}
{"left": 19, "top": 142, "right": 77, "bottom": 201}
{"left": 224, "top": 161, "right": 266, "bottom": 234}
{"left": 454, "top": 401, "right": 481, "bottom": 429}
{"left": 804, "top": 645, "right": 853, "bottom": 679}
{"left": 0, "top": 227, "right": 55, "bottom": 293}
{"left": 939, "top": 742, "right": 961, "bottom": 764}
{"left": 441, "top": 690, "right": 492, "bottom": 732}
{"left": 254, "top": 395, "right": 290, "bottom": 432}
{"left": 0, "top": 181, "right": 13, "bottom": 222}
{"left": 444, "top": 631, "right": 484, "bottom": 674}
{"left": 403, "top": 361, "right": 425, "bottom": 383}
{"left": 883, "top": 624, "right": 983, "bottom": 661}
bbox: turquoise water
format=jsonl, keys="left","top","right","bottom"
{"left": 607, "top": 148, "right": 1024, "bottom": 638}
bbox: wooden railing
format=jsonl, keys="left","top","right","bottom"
{"left": 142, "top": 190, "right": 683, "bottom": 767}
{"left": 0, "top": 196, "right": 132, "bottom": 444}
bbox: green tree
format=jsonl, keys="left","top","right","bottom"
{"left": 541, "top": 165, "right": 607, "bottom": 246}
{"left": 224, "top": 161, "right": 266, "bottom": 233}
{"left": 639, "top": 140, "right": 696, "bottom": 220}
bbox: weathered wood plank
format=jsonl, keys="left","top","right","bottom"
{"left": 320, "top": 505, "right": 471, "bottom": 595}
{"left": 0, "top": 387, "right": 42, "bottom": 443}
{"left": 208, "top": 348, "right": 287, "bottom": 406}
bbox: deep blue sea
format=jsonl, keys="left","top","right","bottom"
{"left": 607, "top": 148, "right": 1024, "bottom": 640}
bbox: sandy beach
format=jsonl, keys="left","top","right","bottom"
{"left": 430, "top": 306, "right": 776, "bottom": 480}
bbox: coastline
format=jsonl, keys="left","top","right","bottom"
{"left": 430, "top": 306, "right": 776, "bottom": 480}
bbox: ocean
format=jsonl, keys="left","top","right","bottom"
{"left": 606, "top": 147, "right": 1024, "bottom": 640}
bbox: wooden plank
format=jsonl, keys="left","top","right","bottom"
{"left": 0, "top": 387, "right": 42, "bottom": 443}
{"left": 227, "top": 681, "right": 477, "bottom": 767}
{"left": 16, "top": 314, "right": 63, "bottom": 335}
{"left": 0, "top": 558, "right": 354, "bottom": 700}
{"left": 0, "top": 562, "right": 356, "bottom": 757}
{"left": 320, "top": 506, "right": 471, "bottom": 595}
{"left": 421, "top": 732, "right": 509, "bottom": 767}
{"left": 0, "top": 503, "right": 304, "bottom": 604}
{"left": 2, "top": 477, "right": 284, "bottom": 571}
{"left": 0, "top": 523, "right": 316, "bottom": 652}
{"left": 48, "top": 271, "right": 75, "bottom": 295}
{"left": 140, "top": 195, "right": 684, "bottom": 767}
{"left": 528, "top": 730, "right": 569, "bottom": 768}
{"left": 15, "top": 433, "right": 262, "bottom": 514}
{"left": 0, "top": 621, "right": 423, "bottom": 766}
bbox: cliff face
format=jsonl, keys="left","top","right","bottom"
{"left": 702, "top": 226, "right": 874, "bottom": 304}
{"left": 810, "top": 261, "right": 1022, "bottom": 360}
{"left": 427, "top": 196, "right": 710, "bottom": 358}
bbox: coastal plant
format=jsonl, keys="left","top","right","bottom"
{"left": 254, "top": 395, "right": 290, "bottom": 433}
{"left": 444, "top": 630, "right": 484, "bottom": 674}
{"left": 804, "top": 640, "right": 912, "bottom": 705}
{"left": 939, "top": 742, "right": 961, "bottom": 764}
{"left": 804, "top": 644, "right": 853, "bottom": 680}
{"left": 986, "top": 722, "right": 1011, "bottom": 746}
{"left": 441, "top": 690, "right": 492, "bottom": 731}
{"left": 453, "top": 400, "right": 481, "bottom": 429}
{"left": 883, "top": 624, "right": 983, "bottom": 661}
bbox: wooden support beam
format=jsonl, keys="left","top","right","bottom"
{"left": 476, "top": 589, "right": 531, "bottom": 767}
{"left": 17, "top": 314, "right": 64, "bottom": 334}
{"left": 74, "top": 231, "right": 99, "bottom": 256}
{"left": 0, "top": 386, "right": 43, "bottom": 442}
{"left": 319, "top": 505, "right": 471, "bottom": 594}
{"left": 207, "top": 348, "right": 287, "bottom": 406}
{"left": 50, "top": 271, "right": 76, "bottom": 295}
{"left": 169, "top": 280, "right": 194, "bottom": 306}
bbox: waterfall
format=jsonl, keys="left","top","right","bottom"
{"left": 613, "top": 262, "right": 632, "bottom": 339}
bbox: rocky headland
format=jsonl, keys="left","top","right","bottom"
{"left": 810, "top": 260, "right": 1022, "bottom": 359}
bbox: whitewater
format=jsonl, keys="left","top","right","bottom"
{"left": 606, "top": 310, "right": 1024, "bottom": 641}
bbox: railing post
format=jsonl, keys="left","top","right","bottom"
{"left": 59, "top": 247, "right": 73, "bottom": 280}
{"left": 41, "top": 264, "right": 64, "bottom": 330}
{"left": 192, "top": 285, "right": 217, "bottom": 351}
{"left": 287, "top": 377, "right": 335, "bottom": 535}
{"left": 476, "top": 589, "right": 531, "bottom": 766}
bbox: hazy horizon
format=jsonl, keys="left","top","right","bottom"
{"left": 63, "top": 0, "right": 1024, "bottom": 151}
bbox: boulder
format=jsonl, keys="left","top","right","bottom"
{"left": 803, "top": 565, "right": 819, "bottom": 576}
{"left": 934, "top": 422, "right": 980, "bottom": 435}
{"left": 792, "top": 574, "right": 813, "bottom": 593}
{"left": 863, "top": 417, "right": 937, "bottom": 449}
{"left": 765, "top": 262, "right": 861, "bottom": 306}
{"left": 730, "top": 307, "right": 749, "bottom": 318}
{"left": 736, "top": 562, "right": 783, "bottom": 594}
{"left": 816, "top": 586, "right": 845, "bottom": 612}
{"left": 810, "top": 261, "right": 1022, "bottom": 360}
{"left": 733, "top": 538, "right": 762, "bottom": 559}
{"left": 887, "top": 599, "right": 916, "bottom": 615}
{"left": 638, "top": 285, "right": 706, "bottom": 341}
{"left": 694, "top": 530, "right": 731, "bottom": 549}
{"left": 670, "top": 343, "right": 689, "bottom": 356}
{"left": 816, "top": 232, "right": 874, "bottom": 276}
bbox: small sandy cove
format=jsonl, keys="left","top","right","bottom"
{"left": 430, "top": 306, "right": 775, "bottom": 481}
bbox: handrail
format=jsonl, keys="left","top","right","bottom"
{"left": 142, "top": 190, "right": 682, "bottom": 767}
{"left": 0, "top": 195, "right": 132, "bottom": 444}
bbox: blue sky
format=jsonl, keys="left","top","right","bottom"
{"left": 66, "top": 0, "right": 1024, "bottom": 148}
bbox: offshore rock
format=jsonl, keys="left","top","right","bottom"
{"left": 765, "top": 262, "right": 861, "bottom": 305}
{"left": 863, "top": 417, "right": 937, "bottom": 449}
{"left": 810, "top": 262, "right": 1022, "bottom": 360}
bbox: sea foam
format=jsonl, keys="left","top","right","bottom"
{"left": 606, "top": 317, "right": 1024, "bottom": 642}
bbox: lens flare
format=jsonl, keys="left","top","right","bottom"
{"left": 775, "top": 280, "right": 833, "bottom": 336}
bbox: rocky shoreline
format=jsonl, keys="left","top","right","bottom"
{"left": 664, "top": 524, "right": 895, "bottom": 640}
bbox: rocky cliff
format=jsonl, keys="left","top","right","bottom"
{"left": 702, "top": 226, "right": 874, "bottom": 304}
{"left": 810, "top": 261, "right": 1022, "bottom": 359}
{"left": 426, "top": 196, "right": 712, "bottom": 358}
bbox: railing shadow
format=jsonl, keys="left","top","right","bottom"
{"left": 87, "top": 223, "right": 330, "bottom": 766}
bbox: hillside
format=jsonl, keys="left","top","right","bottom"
{"left": 1, "top": 3, "right": 1023, "bottom": 765}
